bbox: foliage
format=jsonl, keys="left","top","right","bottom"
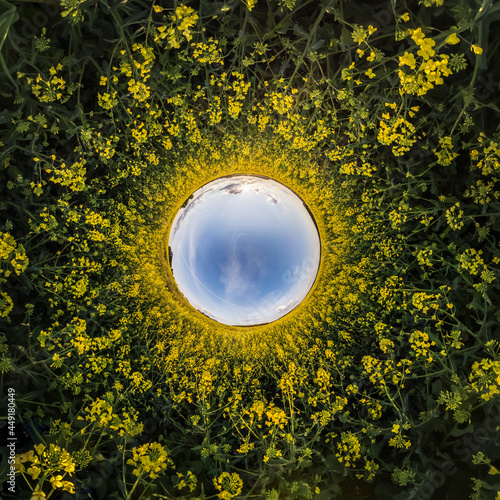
{"left": 1, "top": 0, "right": 500, "bottom": 499}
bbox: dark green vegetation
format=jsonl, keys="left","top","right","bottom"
{"left": 1, "top": 0, "right": 500, "bottom": 499}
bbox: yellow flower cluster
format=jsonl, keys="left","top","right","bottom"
{"left": 16, "top": 444, "right": 76, "bottom": 494}
{"left": 267, "top": 90, "right": 296, "bottom": 115}
{"left": 126, "top": 442, "right": 173, "bottom": 479}
{"left": 45, "top": 158, "right": 87, "bottom": 191}
{"left": 128, "top": 78, "right": 150, "bottom": 102}
{"left": 265, "top": 406, "right": 288, "bottom": 429}
{"left": 192, "top": 37, "right": 223, "bottom": 65}
{"left": 263, "top": 443, "right": 283, "bottom": 463}
{"left": 336, "top": 431, "right": 361, "bottom": 467}
{"left": 457, "top": 248, "right": 486, "bottom": 276}
{"left": 362, "top": 355, "right": 386, "bottom": 386}
{"left": 398, "top": 29, "right": 452, "bottom": 95}
{"left": 97, "top": 88, "right": 118, "bottom": 109}
{"left": 388, "top": 424, "right": 412, "bottom": 449}
{"left": 213, "top": 472, "right": 244, "bottom": 499}
{"left": 377, "top": 106, "right": 416, "bottom": 156}
{"left": 0, "top": 232, "right": 29, "bottom": 317}
{"left": 411, "top": 292, "right": 440, "bottom": 316}
{"left": 357, "top": 459, "right": 380, "bottom": 481}
{"left": 154, "top": 5, "right": 199, "bottom": 48}
{"left": 0, "top": 291, "right": 13, "bottom": 318}
{"left": 411, "top": 28, "right": 435, "bottom": 60}
{"left": 0, "top": 232, "right": 29, "bottom": 277}
{"left": 227, "top": 72, "right": 252, "bottom": 119}
{"left": 352, "top": 24, "right": 378, "bottom": 44}
{"left": 465, "top": 179, "right": 500, "bottom": 205}
{"left": 416, "top": 248, "right": 434, "bottom": 268}
{"left": 175, "top": 470, "right": 198, "bottom": 492}
{"left": 26, "top": 63, "right": 76, "bottom": 103}
{"left": 420, "top": 0, "right": 444, "bottom": 6}
{"left": 469, "top": 358, "right": 500, "bottom": 401}
{"left": 466, "top": 136, "right": 500, "bottom": 205}
{"left": 82, "top": 397, "right": 144, "bottom": 438}
{"left": 433, "top": 136, "right": 458, "bottom": 166}
{"left": 471, "top": 138, "right": 500, "bottom": 176}
{"left": 409, "top": 330, "right": 436, "bottom": 363}
{"left": 445, "top": 203, "right": 465, "bottom": 231}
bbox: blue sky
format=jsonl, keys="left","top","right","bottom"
{"left": 169, "top": 176, "right": 320, "bottom": 325}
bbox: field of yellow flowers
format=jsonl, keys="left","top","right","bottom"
{"left": 1, "top": 0, "right": 500, "bottom": 498}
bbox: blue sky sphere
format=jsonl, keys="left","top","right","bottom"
{"left": 168, "top": 175, "right": 321, "bottom": 325}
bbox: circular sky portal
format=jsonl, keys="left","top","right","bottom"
{"left": 168, "top": 175, "right": 321, "bottom": 326}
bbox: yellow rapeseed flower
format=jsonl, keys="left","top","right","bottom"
{"left": 50, "top": 475, "right": 64, "bottom": 489}
{"left": 31, "top": 489, "right": 46, "bottom": 500}
{"left": 399, "top": 51, "right": 416, "bottom": 69}
{"left": 365, "top": 68, "right": 376, "bottom": 79}
{"left": 411, "top": 27, "right": 425, "bottom": 45}
{"left": 417, "top": 38, "right": 436, "bottom": 60}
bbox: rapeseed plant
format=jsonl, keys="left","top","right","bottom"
{"left": 1, "top": 0, "right": 499, "bottom": 499}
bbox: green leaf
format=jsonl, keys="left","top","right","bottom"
{"left": 450, "top": 423, "right": 474, "bottom": 437}
{"left": 0, "top": 0, "right": 19, "bottom": 87}
{"left": 340, "top": 26, "right": 352, "bottom": 46}
{"left": 311, "top": 39, "right": 325, "bottom": 51}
